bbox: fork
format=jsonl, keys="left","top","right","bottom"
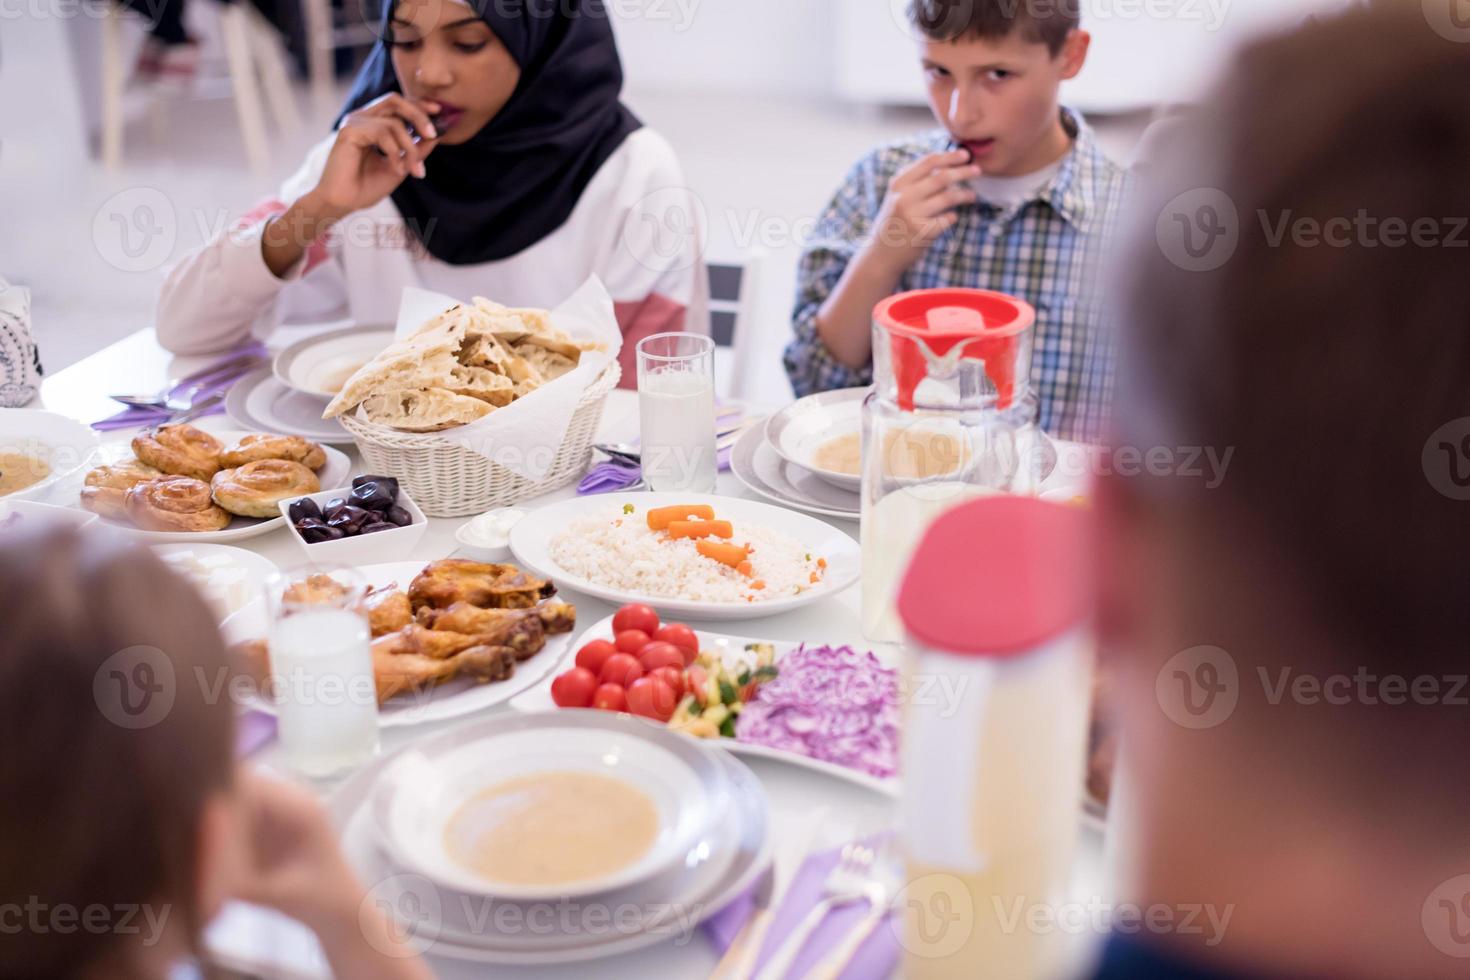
{"left": 109, "top": 350, "right": 265, "bottom": 412}
{"left": 147, "top": 390, "right": 227, "bottom": 432}
{"left": 753, "top": 842, "right": 878, "bottom": 980}
{"left": 799, "top": 840, "right": 898, "bottom": 980}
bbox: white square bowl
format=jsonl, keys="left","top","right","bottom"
{"left": 277, "top": 484, "right": 428, "bottom": 565}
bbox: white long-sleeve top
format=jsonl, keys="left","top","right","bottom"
{"left": 156, "top": 128, "right": 707, "bottom": 387}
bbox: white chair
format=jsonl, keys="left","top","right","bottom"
{"left": 707, "top": 249, "right": 766, "bottom": 403}
{"left": 100, "top": 1, "right": 301, "bottom": 172}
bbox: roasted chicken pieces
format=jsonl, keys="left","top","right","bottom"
{"left": 231, "top": 562, "right": 576, "bottom": 706}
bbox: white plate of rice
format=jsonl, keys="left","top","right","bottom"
{"left": 510, "top": 492, "right": 860, "bottom": 621}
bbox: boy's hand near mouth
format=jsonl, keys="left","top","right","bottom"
{"left": 813, "top": 148, "right": 981, "bottom": 369}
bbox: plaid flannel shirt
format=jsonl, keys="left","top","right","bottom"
{"left": 783, "top": 109, "right": 1130, "bottom": 443}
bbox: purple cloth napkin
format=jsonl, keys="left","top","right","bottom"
{"left": 93, "top": 343, "right": 269, "bottom": 431}
{"left": 704, "top": 838, "right": 899, "bottom": 980}
{"left": 235, "top": 709, "right": 278, "bottom": 757}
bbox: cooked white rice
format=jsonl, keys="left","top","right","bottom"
{"left": 548, "top": 510, "right": 827, "bottom": 603}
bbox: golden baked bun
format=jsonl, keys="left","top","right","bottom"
{"left": 211, "top": 459, "right": 321, "bottom": 519}
{"left": 219, "top": 434, "right": 327, "bottom": 470}
{"left": 125, "top": 476, "right": 232, "bottom": 533}
{"left": 132, "top": 424, "right": 224, "bottom": 481}
{"left": 80, "top": 459, "right": 165, "bottom": 520}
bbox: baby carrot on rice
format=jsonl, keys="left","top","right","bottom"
{"left": 647, "top": 504, "right": 716, "bottom": 530}
{"left": 696, "top": 539, "right": 749, "bottom": 569}
{"left": 668, "top": 520, "right": 734, "bottom": 540}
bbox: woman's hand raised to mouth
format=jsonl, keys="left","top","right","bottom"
{"left": 262, "top": 93, "right": 442, "bottom": 279}
{"left": 312, "top": 93, "right": 444, "bottom": 218}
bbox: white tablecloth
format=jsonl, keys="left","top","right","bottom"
{"left": 37, "top": 329, "right": 1104, "bottom": 978}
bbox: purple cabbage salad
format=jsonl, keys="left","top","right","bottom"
{"left": 735, "top": 644, "right": 899, "bottom": 778}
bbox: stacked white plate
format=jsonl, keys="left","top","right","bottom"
{"left": 336, "top": 711, "right": 771, "bottom": 965}
{"left": 730, "top": 389, "right": 867, "bottom": 521}
{"left": 225, "top": 327, "right": 398, "bottom": 445}
{"left": 735, "top": 389, "right": 1093, "bottom": 518}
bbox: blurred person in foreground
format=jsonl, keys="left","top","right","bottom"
{"left": 0, "top": 527, "right": 430, "bottom": 979}
{"left": 1092, "top": 4, "right": 1470, "bottom": 979}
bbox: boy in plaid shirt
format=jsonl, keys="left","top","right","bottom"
{"left": 784, "top": 0, "right": 1129, "bottom": 442}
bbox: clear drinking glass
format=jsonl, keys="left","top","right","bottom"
{"left": 637, "top": 333, "right": 717, "bottom": 493}
{"left": 265, "top": 565, "right": 379, "bottom": 779}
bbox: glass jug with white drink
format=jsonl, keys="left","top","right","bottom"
{"left": 897, "top": 495, "right": 1095, "bottom": 979}
{"left": 860, "top": 288, "right": 1048, "bottom": 642}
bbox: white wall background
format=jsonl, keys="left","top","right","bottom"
{"left": 611, "top": 0, "right": 1360, "bottom": 109}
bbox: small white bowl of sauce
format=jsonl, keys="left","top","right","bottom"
{"left": 454, "top": 507, "right": 526, "bottom": 562}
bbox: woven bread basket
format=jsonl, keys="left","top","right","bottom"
{"left": 337, "top": 361, "right": 621, "bottom": 517}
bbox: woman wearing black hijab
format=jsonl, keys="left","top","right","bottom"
{"left": 157, "top": 0, "right": 706, "bottom": 387}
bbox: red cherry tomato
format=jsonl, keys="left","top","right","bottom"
{"left": 592, "top": 683, "right": 627, "bottom": 712}
{"left": 599, "top": 653, "right": 644, "bottom": 688}
{"left": 637, "top": 641, "right": 686, "bottom": 673}
{"left": 626, "top": 676, "right": 679, "bottom": 722}
{"left": 574, "top": 639, "right": 618, "bottom": 674}
{"left": 653, "top": 624, "right": 699, "bottom": 663}
{"left": 613, "top": 603, "right": 660, "bottom": 636}
{"left": 650, "top": 666, "right": 685, "bottom": 697}
{"left": 686, "top": 665, "right": 710, "bottom": 707}
{"left": 614, "top": 629, "right": 652, "bottom": 656}
{"left": 550, "top": 668, "right": 598, "bottom": 708}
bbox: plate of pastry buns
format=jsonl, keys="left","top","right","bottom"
{"left": 72, "top": 424, "right": 350, "bottom": 543}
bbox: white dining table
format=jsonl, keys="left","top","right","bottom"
{"left": 37, "top": 328, "right": 1107, "bottom": 979}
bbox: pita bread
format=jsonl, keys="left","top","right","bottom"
{"left": 322, "top": 296, "right": 597, "bottom": 431}
{"left": 514, "top": 344, "right": 578, "bottom": 383}
{"left": 358, "top": 387, "right": 495, "bottom": 432}
{"left": 323, "top": 306, "right": 467, "bottom": 418}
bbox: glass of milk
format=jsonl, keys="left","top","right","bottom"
{"left": 637, "top": 333, "right": 717, "bottom": 492}
{"left": 265, "top": 566, "right": 379, "bottom": 779}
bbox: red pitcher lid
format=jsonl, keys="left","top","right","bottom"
{"left": 873, "top": 289, "right": 1035, "bottom": 412}
{"left": 897, "top": 495, "right": 1093, "bottom": 658}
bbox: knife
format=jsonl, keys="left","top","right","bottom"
{"left": 708, "top": 806, "right": 829, "bottom": 980}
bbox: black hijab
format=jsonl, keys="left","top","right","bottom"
{"left": 340, "top": 0, "right": 642, "bottom": 265}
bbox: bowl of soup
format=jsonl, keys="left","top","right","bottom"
{"left": 369, "top": 711, "right": 735, "bottom": 902}
{"left": 273, "top": 326, "right": 397, "bottom": 398}
{"left": 0, "top": 410, "right": 100, "bottom": 502}
{"left": 765, "top": 388, "right": 868, "bottom": 492}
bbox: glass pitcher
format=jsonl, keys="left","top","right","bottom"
{"left": 860, "top": 289, "right": 1042, "bottom": 642}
